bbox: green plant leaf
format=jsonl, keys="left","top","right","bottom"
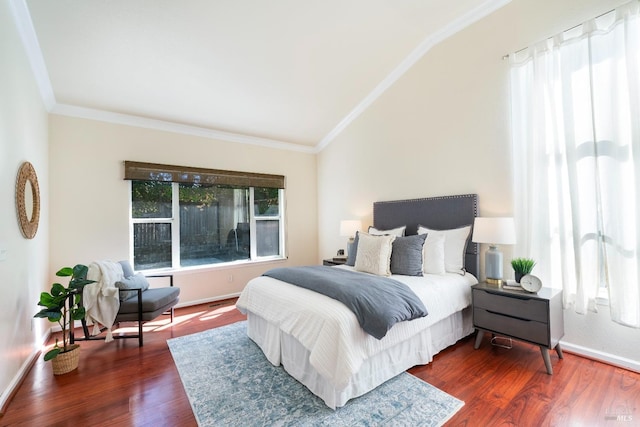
{"left": 70, "top": 278, "right": 96, "bottom": 289}
{"left": 50, "top": 282, "right": 66, "bottom": 297}
{"left": 71, "top": 307, "right": 86, "bottom": 321}
{"left": 56, "top": 267, "right": 74, "bottom": 277}
{"left": 43, "top": 348, "right": 61, "bottom": 361}
{"left": 38, "top": 292, "right": 55, "bottom": 307}
{"left": 72, "top": 264, "right": 89, "bottom": 279}
{"left": 69, "top": 264, "right": 95, "bottom": 290}
{"left": 34, "top": 308, "right": 62, "bottom": 322}
{"left": 38, "top": 295, "right": 65, "bottom": 309}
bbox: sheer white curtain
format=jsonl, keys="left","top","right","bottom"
{"left": 510, "top": 1, "right": 640, "bottom": 328}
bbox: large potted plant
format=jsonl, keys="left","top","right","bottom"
{"left": 34, "top": 264, "right": 95, "bottom": 375}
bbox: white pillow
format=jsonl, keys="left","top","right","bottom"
{"left": 368, "top": 225, "right": 406, "bottom": 237}
{"left": 421, "top": 233, "right": 446, "bottom": 275}
{"left": 354, "top": 232, "right": 396, "bottom": 276}
{"left": 418, "top": 225, "right": 471, "bottom": 274}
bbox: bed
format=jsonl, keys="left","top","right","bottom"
{"left": 236, "top": 194, "right": 479, "bottom": 409}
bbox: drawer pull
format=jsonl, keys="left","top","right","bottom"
{"left": 486, "top": 309, "right": 533, "bottom": 322}
{"left": 485, "top": 290, "right": 532, "bottom": 301}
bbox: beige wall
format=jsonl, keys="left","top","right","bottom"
{"left": 49, "top": 115, "right": 318, "bottom": 305}
{"left": 318, "top": 0, "right": 640, "bottom": 368}
{"left": 0, "top": 1, "right": 50, "bottom": 409}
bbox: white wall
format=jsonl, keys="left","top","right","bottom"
{"left": 317, "top": 0, "right": 640, "bottom": 369}
{"left": 48, "top": 115, "right": 318, "bottom": 306}
{"left": 0, "top": 0, "right": 50, "bottom": 411}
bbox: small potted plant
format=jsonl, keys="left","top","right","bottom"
{"left": 34, "top": 264, "right": 95, "bottom": 375}
{"left": 511, "top": 258, "right": 536, "bottom": 283}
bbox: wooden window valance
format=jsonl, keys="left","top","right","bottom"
{"left": 123, "top": 161, "right": 285, "bottom": 189}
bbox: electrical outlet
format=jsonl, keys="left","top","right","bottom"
{"left": 0, "top": 247, "right": 7, "bottom": 262}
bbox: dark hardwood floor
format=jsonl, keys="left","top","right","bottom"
{"left": 2, "top": 300, "right": 638, "bottom": 426}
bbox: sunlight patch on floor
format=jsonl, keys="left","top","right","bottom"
{"left": 88, "top": 303, "right": 242, "bottom": 336}
{"left": 200, "top": 304, "right": 237, "bottom": 321}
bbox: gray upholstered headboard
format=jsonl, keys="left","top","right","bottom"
{"left": 372, "top": 194, "right": 479, "bottom": 278}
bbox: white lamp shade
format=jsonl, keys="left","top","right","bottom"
{"left": 472, "top": 217, "right": 516, "bottom": 245}
{"left": 340, "top": 220, "right": 362, "bottom": 238}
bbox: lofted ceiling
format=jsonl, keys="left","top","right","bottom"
{"left": 18, "top": 0, "right": 510, "bottom": 152}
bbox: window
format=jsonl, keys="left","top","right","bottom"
{"left": 126, "top": 162, "right": 285, "bottom": 271}
{"left": 510, "top": 4, "right": 640, "bottom": 327}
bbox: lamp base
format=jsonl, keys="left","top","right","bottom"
{"left": 485, "top": 245, "right": 504, "bottom": 284}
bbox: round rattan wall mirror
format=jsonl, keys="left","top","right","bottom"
{"left": 16, "top": 161, "right": 40, "bottom": 239}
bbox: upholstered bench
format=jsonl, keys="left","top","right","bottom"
{"left": 117, "top": 286, "right": 180, "bottom": 323}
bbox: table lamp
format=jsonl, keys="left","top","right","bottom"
{"left": 472, "top": 217, "right": 516, "bottom": 284}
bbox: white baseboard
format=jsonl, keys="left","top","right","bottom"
{"left": 175, "top": 292, "right": 241, "bottom": 309}
{"left": 0, "top": 329, "right": 51, "bottom": 415}
{"left": 561, "top": 341, "right": 640, "bottom": 373}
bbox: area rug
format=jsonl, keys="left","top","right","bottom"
{"left": 168, "top": 321, "right": 463, "bottom": 426}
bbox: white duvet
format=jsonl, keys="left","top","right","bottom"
{"left": 236, "top": 265, "right": 476, "bottom": 388}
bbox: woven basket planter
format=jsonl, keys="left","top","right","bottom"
{"left": 51, "top": 345, "right": 80, "bottom": 375}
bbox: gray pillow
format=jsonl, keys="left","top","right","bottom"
{"left": 390, "top": 234, "right": 427, "bottom": 276}
{"left": 118, "top": 260, "right": 135, "bottom": 278}
{"left": 346, "top": 231, "right": 360, "bottom": 266}
{"left": 115, "top": 273, "right": 150, "bottom": 301}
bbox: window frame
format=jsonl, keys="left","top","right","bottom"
{"left": 126, "top": 162, "right": 286, "bottom": 272}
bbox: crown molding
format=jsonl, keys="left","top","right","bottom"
{"left": 9, "top": 0, "right": 55, "bottom": 110}
{"left": 315, "top": 0, "right": 512, "bottom": 152}
{"left": 51, "top": 104, "right": 317, "bottom": 153}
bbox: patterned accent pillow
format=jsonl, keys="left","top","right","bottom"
{"left": 354, "top": 232, "right": 396, "bottom": 276}
{"left": 390, "top": 234, "right": 427, "bottom": 276}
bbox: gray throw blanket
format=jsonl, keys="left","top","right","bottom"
{"left": 263, "top": 266, "right": 428, "bottom": 339}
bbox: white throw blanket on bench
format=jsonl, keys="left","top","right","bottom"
{"left": 84, "top": 261, "right": 122, "bottom": 342}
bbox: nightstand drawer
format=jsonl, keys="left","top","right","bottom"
{"left": 474, "top": 308, "right": 549, "bottom": 346}
{"left": 473, "top": 289, "right": 548, "bottom": 323}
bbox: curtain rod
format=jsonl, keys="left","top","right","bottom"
{"left": 502, "top": 6, "right": 618, "bottom": 60}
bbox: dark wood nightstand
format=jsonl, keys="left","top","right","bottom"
{"left": 323, "top": 258, "right": 347, "bottom": 266}
{"left": 472, "top": 282, "right": 564, "bottom": 374}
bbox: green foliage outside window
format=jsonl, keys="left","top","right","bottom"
{"left": 132, "top": 181, "right": 172, "bottom": 217}
{"left": 254, "top": 187, "right": 279, "bottom": 215}
{"left": 132, "top": 181, "right": 228, "bottom": 217}
{"left": 179, "top": 183, "right": 219, "bottom": 206}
